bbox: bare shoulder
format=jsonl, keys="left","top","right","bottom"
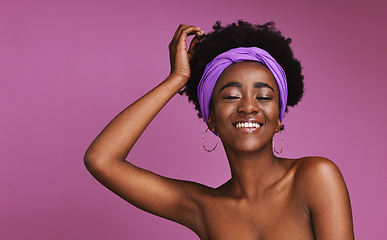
{"left": 291, "top": 156, "right": 349, "bottom": 208}
{"left": 291, "top": 156, "right": 354, "bottom": 239}
{"left": 292, "top": 156, "right": 343, "bottom": 185}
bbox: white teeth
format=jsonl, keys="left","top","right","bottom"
{"left": 236, "top": 122, "right": 261, "bottom": 128}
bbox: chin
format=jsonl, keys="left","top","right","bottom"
{"left": 227, "top": 139, "right": 268, "bottom": 153}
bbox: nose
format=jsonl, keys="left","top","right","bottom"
{"left": 237, "top": 96, "right": 260, "bottom": 114}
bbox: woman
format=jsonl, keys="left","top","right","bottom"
{"left": 84, "top": 21, "right": 354, "bottom": 239}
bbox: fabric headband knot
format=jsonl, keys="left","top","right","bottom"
{"left": 197, "top": 47, "right": 288, "bottom": 134}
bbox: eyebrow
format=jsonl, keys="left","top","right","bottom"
{"left": 219, "top": 81, "right": 275, "bottom": 93}
{"left": 254, "top": 82, "right": 275, "bottom": 92}
{"left": 219, "top": 82, "right": 242, "bottom": 93}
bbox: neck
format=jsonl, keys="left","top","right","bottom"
{"left": 222, "top": 144, "right": 286, "bottom": 200}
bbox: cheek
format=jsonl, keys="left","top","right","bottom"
{"left": 214, "top": 105, "right": 231, "bottom": 123}
{"left": 211, "top": 103, "right": 234, "bottom": 129}
{"left": 261, "top": 102, "right": 280, "bottom": 120}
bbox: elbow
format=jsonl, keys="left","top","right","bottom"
{"left": 84, "top": 148, "right": 105, "bottom": 174}
{"left": 84, "top": 150, "right": 95, "bottom": 173}
{"left": 84, "top": 151, "right": 93, "bottom": 172}
{"left": 84, "top": 145, "right": 126, "bottom": 176}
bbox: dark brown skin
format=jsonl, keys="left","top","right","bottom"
{"left": 84, "top": 24, "right": 354, "bottom": 240}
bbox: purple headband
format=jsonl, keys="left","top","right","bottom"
{"left": 197, "top": 47, "right": 288, "bottom": 131}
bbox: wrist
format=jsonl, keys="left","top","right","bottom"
{"left": 167, "top": 72, "right": 189, "bottom": 89}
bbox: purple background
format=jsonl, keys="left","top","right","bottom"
{"left": 1, "top": 0, "right": 386, "bottom": 239}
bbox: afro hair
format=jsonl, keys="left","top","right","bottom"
{"left": 180, "top": 20, "right": 304, "bottom": 120}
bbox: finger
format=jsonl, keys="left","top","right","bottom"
{"left": 170, "top": 24, "right": 191, "bottom": 48}
{"left": 172, "top": 24, "right": 188, "bottom": 41}
{"left": 187, "top": 33, "right": 204, "bottom": 58}
{"left": 176, "top": 26, "right": 203, "bottom": 51}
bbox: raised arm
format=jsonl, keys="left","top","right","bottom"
{"left": 84, "top": 25, "right": 205, "bottom": 229}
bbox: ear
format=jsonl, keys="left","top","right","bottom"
{"left": 275, "top": 118, "right": 282, "bottom": 133}
{"left": 207, "top": 110, "right": 216, "bottom": 132}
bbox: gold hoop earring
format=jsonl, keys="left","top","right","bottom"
{"left": 273, "top": 130, "right": 284, "bottom": 154}
{"left": 202, "top": 128, "right": 219, "bottom": 152}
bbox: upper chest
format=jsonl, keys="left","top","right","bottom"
{"left": 195, "top": 178, "right": 314, "bottom": 240}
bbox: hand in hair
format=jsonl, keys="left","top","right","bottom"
{"left": 169, "top": 24, "right": 204, "bottom": 83}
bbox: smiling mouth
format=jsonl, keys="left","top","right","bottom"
{"left": 235, "top": 122, "right": 262, "bottom": 128}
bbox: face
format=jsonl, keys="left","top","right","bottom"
{"left": 208, "top": 61, "right": 282, "bottom": 153}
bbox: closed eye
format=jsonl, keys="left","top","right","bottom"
{"left": 223, "top": 96, "right": 240, "bottom": 100}
{"left": 256, "top": 97, "right": 272, "bottom": 101}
